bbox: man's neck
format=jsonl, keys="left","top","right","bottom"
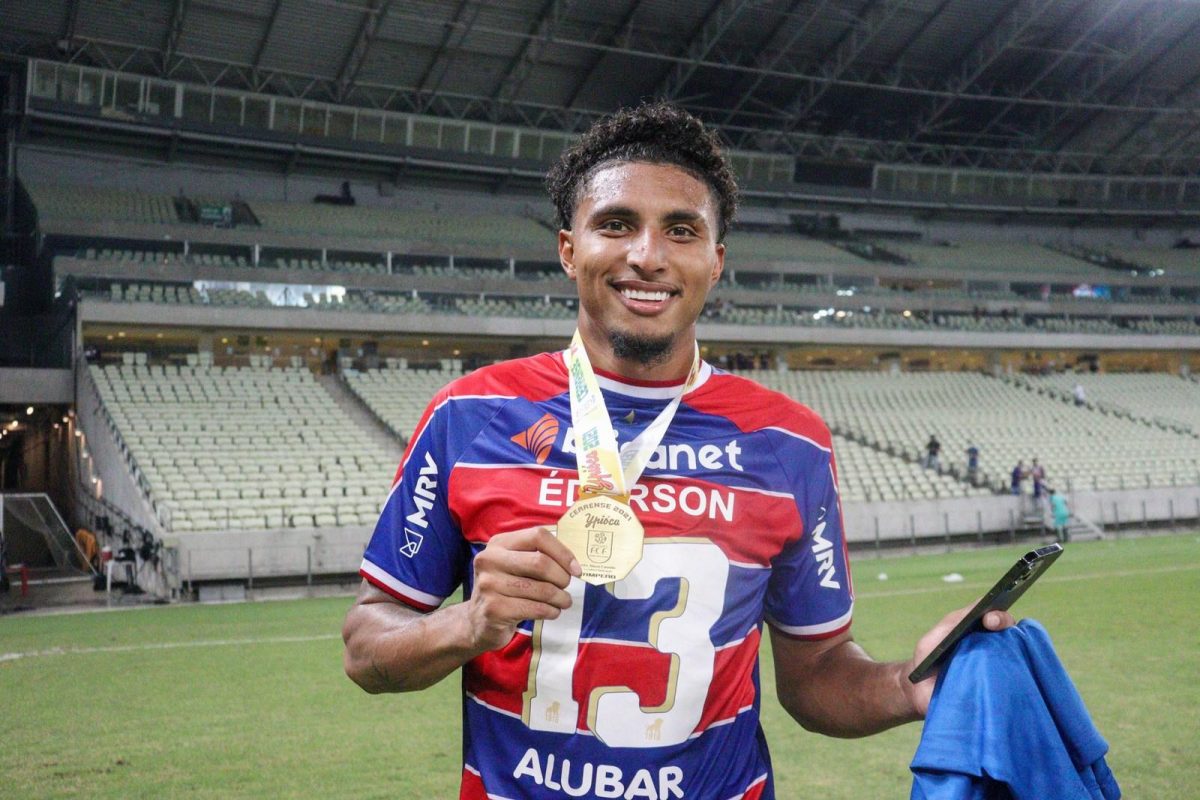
{"left": 575, "top": 327, "right": 698, "bottom": 384}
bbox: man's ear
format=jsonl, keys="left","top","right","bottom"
{"left": 709, "top": 242, "right": 726, "bottom": 288}
{"left": 559, "top": 229, "right": 576, "bottom": 280}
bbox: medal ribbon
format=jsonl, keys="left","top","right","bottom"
{"left": 565, "top": 330, "right": 701, "bottom": 503}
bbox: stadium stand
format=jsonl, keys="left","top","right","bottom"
{"left": 24, "top": 183, "right": 179, "bottom": 225}
{"left": 1107, "top": 247, "right": 1199, "bottom": 274}
{"left": 829, "top": 433, "right": 986, "bottom": 503}
{"left": 1025, "top": 372, "right": 1200, "bottom": 435}
{"left": 723, "top": 232, "right": 872, "bottom": 266}
{"left": 741, "top": 369, "right": 1200, "bottom": 492}
{"left": 88, "top": 361, "right": 397, "bottom": 532}
{"left": 887, "top": 241, "right": 1108, "bottom": 275}
{"left": 251, "top": 202, "right": 551, "bottom": 250}
{"left": 85, "top": 279, "right": 1200, "bottom": 339}
{"left": 343, "top": 364, "right": 466, "bottom": 441}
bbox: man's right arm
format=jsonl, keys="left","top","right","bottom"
{"left": 342, "top": 527, "right": 582, "bottom": 693}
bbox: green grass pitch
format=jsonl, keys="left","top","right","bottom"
{"left": 3, "top": 533, "right": 1198, "bottom": 798}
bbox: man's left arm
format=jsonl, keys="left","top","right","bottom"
{"left": 769, "top": 606, "right": 1015, "bottom": 738}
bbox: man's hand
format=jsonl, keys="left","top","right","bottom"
{"left": 906, "top": 604, "right": 1017, "bottom": 716}
{"left": 467, "top": 526, "right": 583, "bottom": 652}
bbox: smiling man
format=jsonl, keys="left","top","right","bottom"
{"left": 342, "top": 102, "right": 1011, "bottom": 799}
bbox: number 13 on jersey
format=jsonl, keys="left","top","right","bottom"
{"left": 522, "top": 540, "right": 729, "bottom": 748}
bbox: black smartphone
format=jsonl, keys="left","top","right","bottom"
{"left": 908, "top": 543, "right": 1063, "bottom": 683}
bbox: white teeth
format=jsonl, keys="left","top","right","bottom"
{"left": 621, "top": 288, "right": 670, "bottom": 302}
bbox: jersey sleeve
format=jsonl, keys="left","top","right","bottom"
{"left": 762, "top": 434, "right": 854, "bottom": 639}
{"left": 359, "top": 389, "right": 469, "bottom": 612}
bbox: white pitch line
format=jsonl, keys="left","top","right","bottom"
{"left": 856, "top": 562, "right": 1199, "bottom": 600}
{"left": 0, "top": 633, "right": 341, "bottom": 662}
{"left": 3, "top": 564, "right": 1195, "bottom": 662}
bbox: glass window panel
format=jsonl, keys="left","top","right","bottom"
{"left": 301, "top": 105, "right": 327, "bottom": 137}
{"left": 32, "top": 62, "right": 57, "bottom": 99}
{"left": 935, "top": 172, "right": 953, "bottom": 194}
{"left": 540, "top": 135, "right": 565, "bottom": 161}
{"left": 356, "top": 112, "right": 383, "bottom": 143}
{"left": 274, "top": 100, "right": 301, "bottom": 134}
{"left": 147, "top": 81, "right": 174, "bottom": 117}
{"left": 213, "top": 93, "right": 241, "bottom": 126}
{"left": 328, "top": 110, "right": 354, "bottom": 140}
{"left": 79, "top": 70, "right": 102, "bottom": 106}
{"left": 517, "top": 132, "right": 540, "bottom": 159}
{"left": 494, "top": 129, "right": 515, "bottom": 158}
{"left": 243, "top": 96, "right": 269, "bottom": 129}
{"left": 441, "top": 123, "right": 465, "bottom": 151}
{"left": 58, "top": 66, "right": 81, "bottom": 103}
{"left": 467, "top": 126, "right": 491, "bottom": 154}
{"left": 382, "top": 115, "right": 406, "bottom": 145}
{"left": 101, "top": 74, "right": 116, "bottom": 107}
{"left": 182, "top": 87, "right": 211, "bottom": 122}
{"left": 412, "top": 119, "right": 439, "bottom": 148}
{"left": 115, "top": 76, "right": 140, "bottom": 113}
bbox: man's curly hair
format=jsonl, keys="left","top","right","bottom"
{"left": 546, "top": 102, "right": 739, "bottom": 242}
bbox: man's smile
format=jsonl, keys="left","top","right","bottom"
{"left": 612, "top": 280, "right": 678, "bottom": 314}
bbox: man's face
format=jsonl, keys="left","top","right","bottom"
{"left": 558, "top": 161, "right": 724, "bottom": 370}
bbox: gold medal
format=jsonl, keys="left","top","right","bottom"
{"left": 557, "top": 331, "right": 702, "bottom": 586}
{"left": 556, "top": 495, "right": 644, "bottom": 585}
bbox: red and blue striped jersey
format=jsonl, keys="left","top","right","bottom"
{"left": 360, "top": 352, "right": 854, "bottom": 800}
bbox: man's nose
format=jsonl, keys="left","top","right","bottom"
{"left": 626, "top": 228, "right": 667, "bottom": 272}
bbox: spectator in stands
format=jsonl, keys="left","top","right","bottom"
{"left": 1030, "top": 459, "right": 1047, "bottom": 505}
{"left": 1073, "top": 382, "right": 1087, "bottom": 406}
{"left": 924, "top": 434, "right": 941, "bottom": 470}
{"left": 1011, "top": 460, "right": 1026, "bottom": 495}
{"left": 1049, "top": 489, "right": 1071, "bottom": 542}
{"left": 965, "top": 443, "right": 980, "bottom": 482}
{"left": 342, "top": 101, "right": 1015, "bottom": 800}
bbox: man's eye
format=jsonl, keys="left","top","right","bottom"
{"left": 669, "top": 226, "right": 696, "bottom": 237}
{"left": 601, "top": 220, "right": 628, "bottom": 232}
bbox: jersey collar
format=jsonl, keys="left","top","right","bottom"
{"left": 556, "top": 350, "right": 713, "bottom": 400}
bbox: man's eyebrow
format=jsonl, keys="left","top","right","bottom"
{"left": 587, "top": 204, "right": 638, "bottom": 221}
{"left": 662, "top": 210, "right": 706, "bottom": 226}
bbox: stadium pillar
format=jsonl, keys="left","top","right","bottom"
{"left": 909, "top": 514, "right": 916, "bottom": 548}
{"left": 3, "top": 69, "right": 16, "bottom": 239}
{"left": 247, "top": 548, "right": 253, "bottom": 589}
{"left": 306, "top": 546, "right": 312, "bottom": 586}
{"left": 943, "top": 512, "right": 950, "bottom": 549}
{"left": 873, "top": 516, "right": 880, "bottom": 557}
{"left": 976, "top": 510, "right": 983, "bottom": 544}
{"left": 1168, "top": 498, "right": 1175, "bottom": 528}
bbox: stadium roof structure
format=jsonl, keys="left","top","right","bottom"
{"left": 4, "top": 0, "right": 1200, "bottom": 177}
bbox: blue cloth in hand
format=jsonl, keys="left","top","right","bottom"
{"left": 911, "top": 619, "right": 1120, "bottom": 800}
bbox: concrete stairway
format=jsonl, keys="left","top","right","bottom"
{"left": 315, "top": 373, "right": 405, "bottom": 464}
